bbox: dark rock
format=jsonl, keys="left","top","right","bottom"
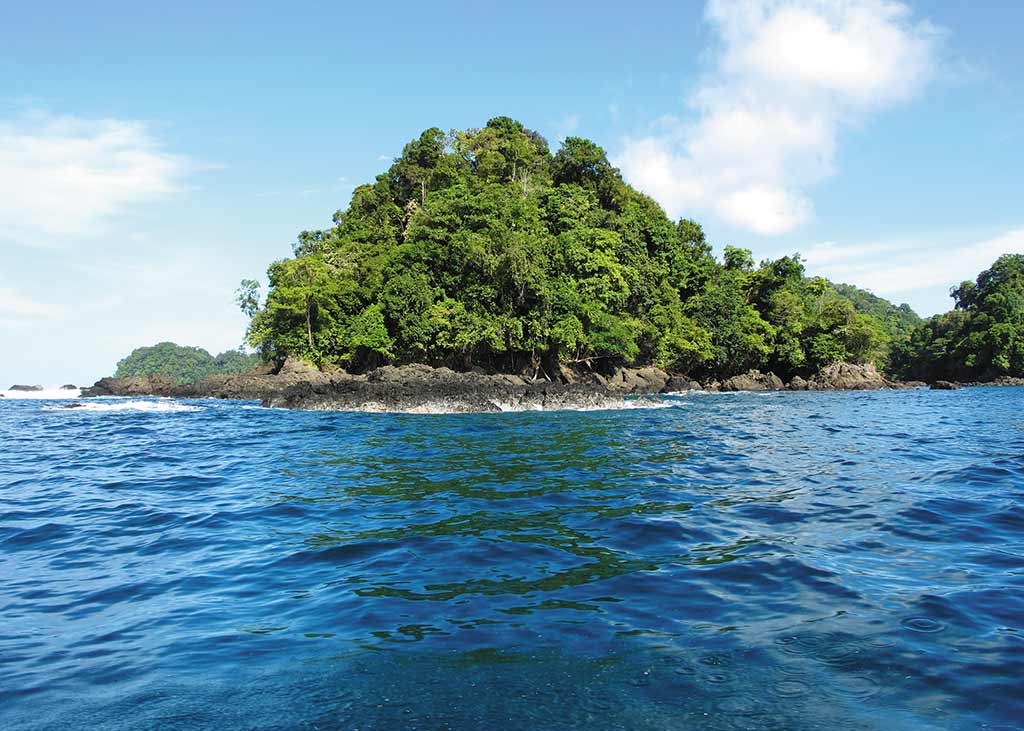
{"left": 81, "top": 375, "right": 179, "bottom": 397}
{"left": 9, "top": 385, "right": 44, "bottom": 391}
{"left": 788, "top": 376, "right": 809, "bottom": 391}
{"left": 662, "top": 374, "right": 702, "bottom": 392}
{"left": 930, "top": 380, "right": 962, "bottom": 390}
{"left": 60, "top": 384, "right": 78, "bottom": 390}
{"left": 607, "top": 367, "right": 670, "bottom": 394}
{"left": 264, "top": 364, "right": 635, "bottom": 412}
{"left": 720, "top": 370, "right": 784, "bottom": 391}
{"left": 807, "top": 362, "right": 889, "bottom": 391}
{"left": 276, "top": 356, "right": 319, "bottom": 376}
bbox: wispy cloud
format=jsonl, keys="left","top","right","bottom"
{"left": 0, "top": 286, "right": 66, "bottom": 320}
{"left": 617, "top": 0, "right": 941, "bottom": 235}
{"left": 0, "top": 110, "right": 191, "bottom": 246}
{"left": 802, "top": 227, "right": 1024, "bottom": 297}
{"left": 552, "top": 113, "right": 581, "bottom": 144}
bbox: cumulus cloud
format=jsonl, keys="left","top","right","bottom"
{"left": 617, "top": 0, "right": 940, "bottom": 235}
{"left": 0, "top": 110, "right": 189, "bottom": 245}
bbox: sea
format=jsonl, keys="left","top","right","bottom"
{"left": 1, "top": 388, "right": 1022, "bottom": 730}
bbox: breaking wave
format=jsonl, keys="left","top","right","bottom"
{"left": 1, "top": 387, "right": 81, "bottom": 400}
{"left": 41, "top": 399, "right": 202, "bottom": 413}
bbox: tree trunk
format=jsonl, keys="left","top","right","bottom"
{"left": 305, "top": 299, "right": 314, "bottom": 353}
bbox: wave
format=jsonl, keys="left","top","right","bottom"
{"left": 1, "top": 387, "right": 81, "bottom": 400}
{"left": 41, "top": 400, "right": 202, "bottom": 413}
{"left": 304, "top": 396, "right": 686, "bottom": 415}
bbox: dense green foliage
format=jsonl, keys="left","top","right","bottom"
{"left": 115, "top": 342, "right": 260, "bottom": 383}
{"left": 894, "top": 254, "right": 1024, "bottom": 381}
{"left": 242, "top": 117, "right": 921, "bottom": 380}
{"left": 830, "top": 283, "right": 921, "bottom": 344}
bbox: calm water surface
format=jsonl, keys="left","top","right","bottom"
{"left": 1, "top": 389, "right": 1023, "bottom": 730}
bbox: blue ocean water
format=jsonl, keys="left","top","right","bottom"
{"left": 1, "top": 389, "right": 1023, "bottom": 730}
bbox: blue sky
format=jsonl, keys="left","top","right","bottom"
{"left": 1, "top": 0, "right": 1022, "bottom": 385}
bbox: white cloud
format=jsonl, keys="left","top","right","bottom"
{"left": 802, "top": 228, "right": 1024, "bottom": 297}
{"left": 617, "top": 0, "right": 940, "bottom": 235}
{"left": 0, "top": 110, "right": 189, "bottom": 245}
{"left": 553, "top": 113, "right": 581, "bottom": 143}
{"left": 0, "top": 287, "right": 66, "bottom": 320}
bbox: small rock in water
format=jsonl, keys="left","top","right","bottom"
{"left": 930, "top": 380, "right": 962, "bottom": 390}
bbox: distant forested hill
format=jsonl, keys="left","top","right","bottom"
{"left": 235, "top": 116, "right": 1020, "bottom": 382}
{"left": 114, "top": 342, "right": 259, "bottom": 383}
{"left": 830, "top": 283, "right": 921, "bottom": 343}
{"left": 892, "top": 254, "right": 1024, "bottom": 381}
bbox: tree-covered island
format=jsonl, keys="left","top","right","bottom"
{"left": 114, "top": 342, "right": 260, "bottom": 383}
{"left": 236, "top": 116, "right": 1024, "bottom": 386}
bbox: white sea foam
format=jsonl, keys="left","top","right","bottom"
{"left": 299, "top": 396, "right": 686, "bottom": 415}
{"left": 1, "top": 387, "right": 82, "bottom": 400}
{"left": 41, "top": 400, "right": 201, "bottom": 413}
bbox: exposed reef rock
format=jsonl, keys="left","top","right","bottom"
{"left": 790, "top": 362, "right": 897, "bottom": 391}
{"left": 78, "top": 359, "right": 1014, "bottom": 412}
{"left": 267, "top": 365, "right": 630, "bottom": 413}
{"left": 9, "top": 385, "right": 43, "bottom": 392}
{"left": 930, "top": 380, "right": 962, "bottom": 390}
{"left": 720, "top": 370, "right": 785, "bottom": 392}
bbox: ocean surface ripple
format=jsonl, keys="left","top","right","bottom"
{"left": 1, "top": 389, "right": 1022, "bottom": 730}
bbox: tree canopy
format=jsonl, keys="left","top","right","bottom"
{"left": 240, "top": 117, "right": 929, "bottom": 380}
{"left": 115, "top": 342, "right": 260, "bottom": 383}
{"left": 894, "top": 254, "right": 1024, "bottom": 381}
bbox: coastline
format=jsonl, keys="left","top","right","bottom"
{"left": 71, "top": 359, "right": 960, "bottom": 413}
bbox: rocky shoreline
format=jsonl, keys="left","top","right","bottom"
{"left": 72, "top": 359, "right": 1015, "bottom": 412}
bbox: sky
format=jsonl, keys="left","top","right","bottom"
{"left": 1, "top": 0, "right": 1022, "bottom": 386}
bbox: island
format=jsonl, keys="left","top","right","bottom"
{"left": 82, "top": 118, "right": 1024, "bottom": 411}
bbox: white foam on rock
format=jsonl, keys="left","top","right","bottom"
{"left": 1, "top": 387, "right": 82, "bottom": 400}
{"left": 41, "top": 400, "right": 201, "bottom": 413}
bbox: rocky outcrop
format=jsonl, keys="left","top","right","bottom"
{"left": 80, "top": 356, "right": 1009, "bottom": 412}
{"left": 606, "top": 366, "right": 671, "bottom": 394}
{"left": 82, "top": 375, "right": 180, "bottom": 397}
{"left": 803, "top": 362, "right": 892, "bottom": 391}
{"left": 930, "top": 380, "right": 962, "bottom": 390}
{"left": 265, "top": 364, "right": 630, "bottom": 412}
{"left": 663, "top": 373, "right": 703, "bottom": 392}
{"left": 9, "top": 385, "right": 43, "bottom": 391}
{"left": 720, "top": 370, "right": 784, "bottom": 392}
{"left": 60, "top": 384, "right": 78, "bottom": 390}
